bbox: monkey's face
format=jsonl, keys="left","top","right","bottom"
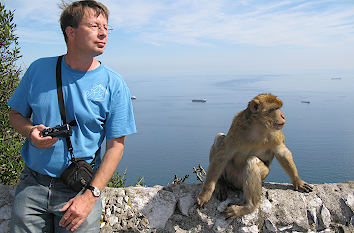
{"left": 248, "top": 94, "right": 285, "bottom": 130}
{"left": 257, "top": 107, "right": 285, "bottom": 130}
{"left": 270, "top": 108, "right": 286, "bottom": 130}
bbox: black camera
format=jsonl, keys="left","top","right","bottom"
{"left": 42, "top": 124, "right": 72, "bottom": 138}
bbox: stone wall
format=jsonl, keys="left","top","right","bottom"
{"left": 1, "top": 182, "right": 353, "bottom": 232}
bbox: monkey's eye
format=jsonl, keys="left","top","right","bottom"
{"left": 267, "top": 108, "right": 277, "bottom": 114}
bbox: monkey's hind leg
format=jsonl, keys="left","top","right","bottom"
{"left": 209, "top": 133, "right": 226, "bottom": 162}
{"left": 210, "top": 133, "right": 228, "bottom": 201}
{"left": 198, "top": 133, "right": 227, "bottom": 207}
{"left": 224, "top": 156, "right": 268, "bottom": 219}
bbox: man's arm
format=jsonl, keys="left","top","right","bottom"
{"left": 59, "top": 136, "right": 125, "bottom": 232}
{"left": 9, "top": 109, "right": 58, "bottom": 148}
{"left": 88, "top": 137, "right": 126, "bottom": 191}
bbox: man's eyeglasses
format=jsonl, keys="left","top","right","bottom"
{"left": 82, "top": 22, "right": 113, "bottom": 34}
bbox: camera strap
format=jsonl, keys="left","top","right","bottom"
{"left": 56, "top": 55, "right": 98, "bottom": 166}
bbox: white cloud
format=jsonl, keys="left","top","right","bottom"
{"left": 105, "top": 0, "right": 354, "bottom": 48}
{"left": 102, "top": 0, "right": 164, "bottom": 30}
{"left": 5, "top": 0, "right": 354, "bottom": 49}
{"left": 5, "top": 0, "right": 60, "bottom": 24}
{"left": 17, "top": 27, "right": 63, "bottom": 45}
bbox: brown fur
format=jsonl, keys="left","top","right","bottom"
{"left": 197, "top": 93, "right": 312, "bottom": 219}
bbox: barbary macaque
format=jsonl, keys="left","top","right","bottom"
{"left": 197, "top": 93, "right": 312, "bottom": 218}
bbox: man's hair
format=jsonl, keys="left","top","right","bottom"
{"left": 59, "top": 0, "right": 109, "bottom": 42}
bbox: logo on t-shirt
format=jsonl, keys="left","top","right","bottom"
{"left": 86, "top": 84, "right": 108, "bottom": 101}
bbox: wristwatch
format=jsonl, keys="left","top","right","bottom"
{"left": 87, "top": 185, "right": 101, "bottom": 197}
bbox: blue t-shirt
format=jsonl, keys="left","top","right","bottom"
{"left": 8, "top": 56, "right": 136, "bottom": 177}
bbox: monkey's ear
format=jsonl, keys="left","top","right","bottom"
{"left": 249, "top": 99, "right": 260, "bottom": 113}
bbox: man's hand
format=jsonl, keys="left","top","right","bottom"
{"left": 59, "top": 190, "right": 97, "bottom": 232}
{"left": 30, "top": 124, "right": 58, "bottom": 149}
{"left": 8, "top": 109, "right": 58, "bottom": 148}
{"left": 58, "top": 137, "right": 125, "bottom": 231}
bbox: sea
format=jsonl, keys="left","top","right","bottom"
{"left": 112, "top": 73, "right": 354, "bottom": 186}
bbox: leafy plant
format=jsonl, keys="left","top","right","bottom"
{"left": 106, "top": 170, "right": 127, "bottom": 188}
{"left": 0, "top": 3, "right": 24, "bottom": 185}
{"left": 135, "top": 176, "right": 145, "bottom": 186}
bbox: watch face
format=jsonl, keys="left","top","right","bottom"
{"left": 90, "top": 186, "right": 100, "bottom": 197}
{"left": 93, "top": 187, "right": 100, "bottom": 196}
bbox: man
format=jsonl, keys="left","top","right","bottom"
{"left": 8, "top": 1, "right": 136, "bottom": 232}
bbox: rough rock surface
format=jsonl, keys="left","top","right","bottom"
{"left": 1, "top": 182, "right": 353, "bottom": 233}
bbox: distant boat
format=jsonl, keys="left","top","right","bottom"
{"left": 131, "top": 96, "right": 136, "bottom": 100}
{"left": 301, "top": 100, "right": 310, "bottom": 104}
{"left": 192, "top": 98, "right": 207, "bottom": 103}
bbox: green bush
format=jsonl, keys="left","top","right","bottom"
{"left": 135, "top": 176, "right": 145, "bottom": 186}
{"left": 106, "top": 170, "right": 146, "bottom": 188}
{"left": 0, "top": 2, "right": 24, "bottom": 185}
{"left": 106, "top": 170, "right": 127, "bottom": 188}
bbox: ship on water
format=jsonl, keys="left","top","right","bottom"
{"left": 192, "top": 98, "right": 207, "bottom": 103}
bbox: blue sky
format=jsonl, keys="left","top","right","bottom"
{"left": 4, "top": 0, "right": 354, "bottom": 76}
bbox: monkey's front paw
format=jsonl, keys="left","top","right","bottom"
{"left": 197, "top": 191, "right": 212, "bottom": 207}
{"left": 294, "top": 180, "right": 313, "bottom": 193}
{"left": 299, "top": 182, "right": 313, "bottom": 192}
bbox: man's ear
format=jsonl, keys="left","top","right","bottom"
{"left": 65, "top": 26, "right": 75, "bottom": 41}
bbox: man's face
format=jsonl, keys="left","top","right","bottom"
{"left": 69, "top": 8, "right": 108, "bottom": 57}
